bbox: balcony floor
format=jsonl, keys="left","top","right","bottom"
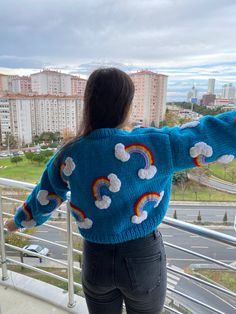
{"left": 0, "top": 285, "right": 69, "bottom": 314}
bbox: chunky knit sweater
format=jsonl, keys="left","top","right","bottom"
{"left": 14, "top": 111, "right": 236, "bottom": 243}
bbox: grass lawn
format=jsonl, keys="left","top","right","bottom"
{"left": 209, "top": 159, "right": 236, "bottom": 184}
{"left": 194, "top": 270, "right": 236, "bottom": 293}
{"left": 0, "top": 156, "right": 45, "bottom": 183}
{"left": 171, "top": 181, "right": 236, "bottom": 202}
{"left": 1, "top": 156, "right": 235, "bottom": 202}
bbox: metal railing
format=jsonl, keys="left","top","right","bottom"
{"left": 0, "top": 178, "right": 236, "bottom": 314}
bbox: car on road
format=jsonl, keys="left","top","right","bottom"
{"left": 22, "top": 244, "right": 49, "bottom": 258}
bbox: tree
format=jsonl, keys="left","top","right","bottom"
{"left": 62, "top": 128, "right": 75, "bottom": 141}
{"left": 197, "top": 211, "right": 202, "bottom": 224}
{"left": 223, "top": 212, "right": 228, "bottom": 225}
{"left": 25, "top": 152, "right": 34, "bottom": 163}
{"left": 4, "top": 133, "right": 18, "bottom": 149}
{"left": 173, "top": 210, "right": 178, "bottom": 219}
{"left": 32, "top": 153, "right": 46, "bottom": 166}
{"left": 10, "top": 156, "right": 23, "bottom": 166}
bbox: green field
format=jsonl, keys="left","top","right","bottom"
{"left": 171, "top": 182, "right": 236, "bottom": 202}
{"left": 209, "top": 159, "right": 236, "bottom": 184}
{"left": 0, "top": 156, "right": 236, "bottom": 202}
{"left": 0, "top": 156, "right": 45, "bottom": 183}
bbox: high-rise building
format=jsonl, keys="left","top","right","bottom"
{"left": 11, "top": 76, "right": 31, "bottom": 94}
{"left": 0, "top": 74, "right": 9, "bottom": 93}
{"left": 208, "top": 78, "right": 215, "bottom": 95}
{"left": 129, "top": 70, "right": 168, "bottom": 127}
{"left": 71, "top": 76, "right": 87, "bottom": 96}
{"left": 31, "top": 70, "right": 72, "bottom": 95}
{"left": 222, "top": 83, "right": 235, "bottom": 99}
{"left": 0, "top": 95, "right": 84, "bottom": 145}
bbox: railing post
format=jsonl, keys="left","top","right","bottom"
{"left": 0, "top": 193, "right": 9, "bottom": 281}
{"left": 66, "top": 199, "right": 76, "bottom": 308}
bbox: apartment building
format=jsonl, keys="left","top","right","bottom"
{"left": 0, "top": 95, "right": 84, "bottom": 145}
{"left": 130, "top": 70, "right": 168, "bottom": 126}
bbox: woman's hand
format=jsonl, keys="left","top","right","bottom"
{"left": 4, "top": 219, "right": 18, "bottom": 232}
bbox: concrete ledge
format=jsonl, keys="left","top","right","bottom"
{"left": 0, "top": 269, "right": 88, "bottom": 314}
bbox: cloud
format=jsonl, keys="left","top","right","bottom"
{"left": 108, "top": 173, "right": 121, "bottom": 192}
{"left": 78, "top": 218, "right": 93, "bottom": 229}
{"left": 138, "top": 165, "right": 157, "bottom": 180}
{"left": 115, "top": 143, "right": 130, "bottom": 162}
{"left": 190, "top": 142, "right": 213, "bottom": 158}
{"left": 180, "top": 121, "right": 200, "bottom": 130}
{"left": 1, "top": 0, "right": 236, "bottom": 100}
{"left": 131, "top": 210, "right": 148, "bottom": 224}
{"left": 21, "top": 219, "right": 37, "bottom": 228}
{"left": 37, "top": 190, "right": 49, "bottom": 205}
{"left": 62, "top": 157, "right": 76, "bottom": 176}
{"left": 95, "top": 195, "right": 111, "bottom": 209}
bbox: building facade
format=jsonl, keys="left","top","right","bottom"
{"left": 31, "top": 70, "right": 72, "bottom": 95}
{"left": 208, "top": 78, "right": 215, "bottom": 95}
{"left": 0, "top": 95, "right": 84, "bottom": 146}
{"left": 71, "top": 76, "right": 87, "bottom": 96}
{"left": 129, "top": 70, "right": 168, "bottom": 127}
{"left": 222, "top": 83, "right": 235, "bottom": 100}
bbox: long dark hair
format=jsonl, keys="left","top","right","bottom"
{"left": 55, "top": 67, "right": 135, "bottom": 165}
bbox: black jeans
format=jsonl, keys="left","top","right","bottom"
{"left": 82, "top": 230, "right": 167, "bottom": 314}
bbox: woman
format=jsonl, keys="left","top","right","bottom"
{"left": 6, "top": 68, "right": 236, "bottom": 314}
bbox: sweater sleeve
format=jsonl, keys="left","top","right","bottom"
{"left": 14, "top": 152, "right": 70, "bottom": 229}
{"left": 165, "top": 110, "right": 236, "bottom": 172}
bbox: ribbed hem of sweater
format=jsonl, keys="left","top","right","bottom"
{"left": 79, "top": 215, "right": 162, "bottom": 244}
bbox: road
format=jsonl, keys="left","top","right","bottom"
{"left": 6, "top": 222, "right": 236, "bottom": 269}
{"left": 168, "top": 204, "right": 236, "bottom": 224}
{"left": 188, "top": 173, "right": 236, "bottom": 194}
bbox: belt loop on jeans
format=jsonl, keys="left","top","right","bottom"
{"left": 153, "top": 230, "right": 157, "bottom": 239}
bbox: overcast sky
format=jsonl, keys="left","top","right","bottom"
{"left": 1, "top": 0, "right": 236, "bottom": 100}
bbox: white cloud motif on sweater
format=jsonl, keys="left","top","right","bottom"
{"left": 37, "top": 190, "right": 50, "bottom": 205}
{"left": 21, "top": 219, "right": 37, "bottom": 228}
{"left": 63, "top": 157, "right": 75, "bottom": 176}
{"left": 78, "top": 218, "right": 93, "bottom": 229}
{"left": 217, "top": 154, "right": 234, "bottom": 164}
{"left": 138, "top": 165, "right": 157, "bottom": 179}
{"left": 95, "top": 195, "right": 111, "bottom": 209}
{"left": 180, "top": 121, "right": 200, "bottom": 129}
{"left": 107, "top": 173, "right": 121, "bottom": 192}
{"left": 114, "top": 143, "right": 130, "bottom": 161}
{"left": 131, "top": 211, "right": 148, "bottom": 224}
{"left": 190, "top": 142, "right": 213, "bottom": 158}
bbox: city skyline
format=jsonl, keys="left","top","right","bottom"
{"left": 1, "top": 0, "right": 236, "bottom": 101}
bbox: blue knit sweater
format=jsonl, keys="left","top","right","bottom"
{"left": 14, "top": 111, "right": 236, "bottom": 243}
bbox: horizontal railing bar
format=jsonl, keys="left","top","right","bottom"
{"left": 1, "top": 196, "right": 23, "bottom": 203}
{"left": 5, "top": 244, "right": 81, "bottom": 272}
{"left": 4, "top": 228, "right": 82, "bottom": 255}
{"left": 167, "top": 286, "right": 226, "bottom": 314}
{"left": 0, "top": 178, "right": 35, "bottom": 190}
{"left": 2, "top": 210, "right": 83, "bottom": 238}
{"left": 167, "top": 266, "right": 236, "bottom": 298}
{"left": 164, "top": 241, "right": 236, "bottom": 271}
{"left": 6, "top": 258, "right": 82, "bottom": 289}
{"left": 163, "top": 217, "right": 236, "bottom": 247}
{"left": 163, "top": 305, "right": 183, "bottom": 314}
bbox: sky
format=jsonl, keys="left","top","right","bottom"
{"left": 1, "top": 0, "right": 236, "bottom": 101}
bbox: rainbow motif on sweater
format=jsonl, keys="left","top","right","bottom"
{"left": 92, "top": 173, "right": 121, "bottom": 209}
{"left": 68, "top": 202, "right": 93, "bottom": 229}
{"left": 115, "top": 143, "right": 157, "bottom": 179}
{"left": 22, "top": 202, "right": 33, "bottom": 220}
{"left": 20, "top": 202, "right": 37, "bottom": 228}
{"left": 132, "top": 191, "right": 164, "bottom": 224}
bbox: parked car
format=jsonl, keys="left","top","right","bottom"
{"left": 22, "top": 244, "right": 49, "bottom": 258}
